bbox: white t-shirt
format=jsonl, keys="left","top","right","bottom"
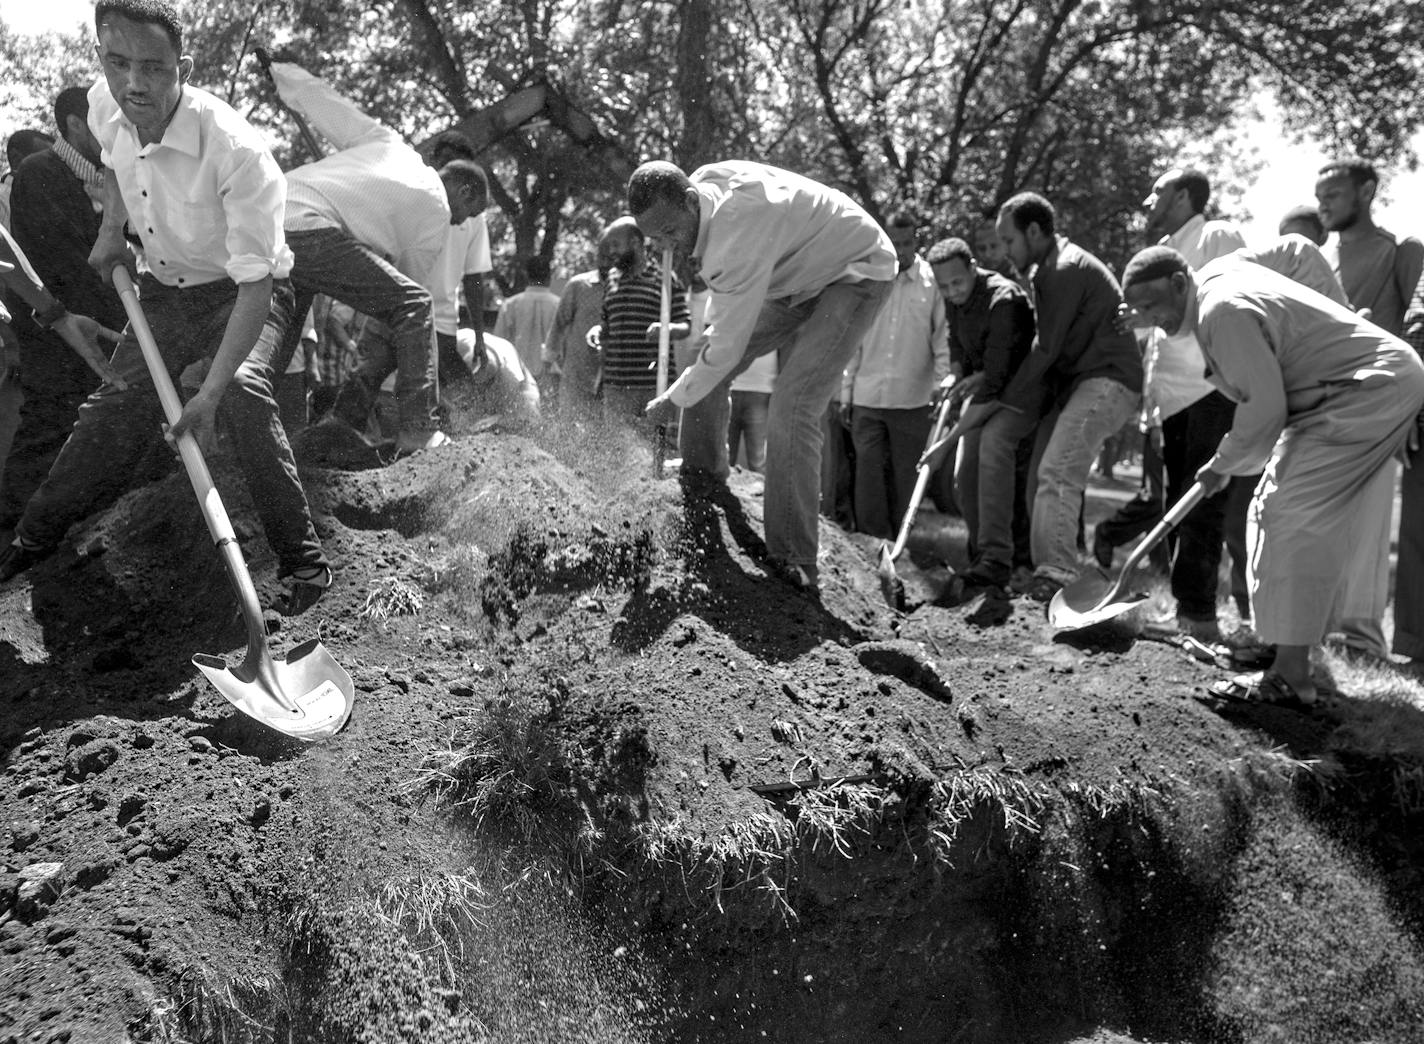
{"left": 431, "top": 216, "right": 491, "bottom": 336}
{"left": 730, "top": 351, "right": 777, "bottom": 394}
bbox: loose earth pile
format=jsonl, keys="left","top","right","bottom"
{"left": 3, "top": 416, "right": 1423, "bottom": 1043}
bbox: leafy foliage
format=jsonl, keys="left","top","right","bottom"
{"left": 6, "top": 0, "right": 1422, "bottom": 274}
{"left": 0, "top": 21, "right": 94, "bottom": 138}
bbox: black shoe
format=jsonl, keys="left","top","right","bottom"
{"left": 939, "top": 573, "right": 998, "bottom": 608}
{"left": 766, "top": 558, "right": 819, "bottom": 594}
{"left": 277, "top": 565, "right": 333, "bottom": 616}
{"left": 1091, "top": 523, "right": 1114, "bottom": 570}
{"left": 0, "top": 540, "right": 53, "bottom": 583}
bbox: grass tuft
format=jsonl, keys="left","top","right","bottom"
{"left": 359, "top": 577, "right": 424, "bottom": 622}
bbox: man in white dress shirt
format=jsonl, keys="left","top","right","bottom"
{"left": 0, "top": 0, "right": 329, "bottom": 614}
{"left": 265, "top": 59, "right": 487, "bottom": 455}
{"left": 841, "top": 211, "right": 950, "bottom": 539}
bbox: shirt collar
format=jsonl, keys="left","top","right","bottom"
{"left": 896, "top": 254, "right": 922, "bottom": 281}
{"left": 112, "top": 88, "right": 202, "bottom": 158}
{"left": 1164, "top": 213, "right": 1206, "bottom": 251}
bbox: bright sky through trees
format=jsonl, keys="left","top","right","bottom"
{"left": 3, "top": 0, "right": 1422, "bottom": 249}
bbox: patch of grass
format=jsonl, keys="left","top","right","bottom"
{"left": 359, "top": 577, "right": 425, "bottom": 622}
{"left": 372, "top": 871, "right": 491, "bottom": 980}
{"left": 410, "top": 685, "right": 592, "bottom": 855}
{"left": 137, "top": 966, "right": 290, "bottom": 1044}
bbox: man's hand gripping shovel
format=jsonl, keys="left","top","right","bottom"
{"left": 112, "top": 267, "right": 354, "bottom": 741}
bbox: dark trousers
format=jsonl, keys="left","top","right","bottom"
{"left": 820, "top": 404, "right": 856, "bottom": 529}
{"left": 1095, "top": 434, "right": 1171, "bottom": 570}
{"left": 1012, "top": 433, "right": 1032, "bottom": 569}
{"left": 1396, "top": 456, "right": 1424, "bottom": 658}
{"left": 15, "top": 275, "right": 325, "bottom": 578}
{"left": 287, "top": 227, "right": 438, "bottom": 436}
{"left": 0, "top": 328, "right": 97, "bottom": 530}
{"left": 851, "top": 404, "right": 932, "bottom": 539}
{"left": 1223, "top": 472, "right": 1258, "bottom": 619}
{"left": 1097, "top": 392, "right": 1235, "bottom": 620}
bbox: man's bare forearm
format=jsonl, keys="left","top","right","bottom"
{"left": 197, "top": 276, "right": 275, "bottom": 405}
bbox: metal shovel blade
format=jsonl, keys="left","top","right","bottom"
{"left": 193, "top": 638, "right": 354, "bottom": 742}
{"left": 1047, "top": 480, "right": 1209, "bottom": 633}
{"left": 876, "top": 541, "right": 905, "bottom": 610}
{"left": 1047, "top": 567, "right": 1148, "bottom": 630}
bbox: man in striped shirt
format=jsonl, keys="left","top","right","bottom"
{"left": 593, "top": 223, "right": 690, "bottom": 427}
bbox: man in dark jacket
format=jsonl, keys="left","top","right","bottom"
{"left": 996, "top": 192, "right": 1143, "bottom": 601}
{"left": 928, "top": 237, "right": 1035, "bottom": 595}
{"left": 4, "top": 86, "right": 126, "bottom": 532}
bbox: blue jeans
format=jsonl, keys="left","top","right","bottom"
{"left": 1029, "top": 377, "right": 1140, "bottom": 582}
{"left": 679, "top": 279, "right": 893, "bottom": 565}
{"left": 16, "top": 275, "right": 326, "bottom": 578}
{"left": 289, "top": 227, "right": 438, "bottom": 436}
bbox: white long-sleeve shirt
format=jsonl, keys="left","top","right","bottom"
{"left": 1145, "top": 213, "right": 1247, "bottom": 420}
{"left": 843, "top": 254, "right": 949, "bottom": 408}
{"left": 665, "top": 162, "right": 895, "bottom": 407}
{"left": 88, "top": 79, "right": 293, "bottom": 287}
{"left": 270, "top": 62, "right": 449, "bottom": 286}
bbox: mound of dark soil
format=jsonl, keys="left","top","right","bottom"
{"left": 3, "top": 421, "right": 1423, "bottom": 1043}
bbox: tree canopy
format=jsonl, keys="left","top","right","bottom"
{"left": 4, "top": 0, "right": 1422, "bottom": 281}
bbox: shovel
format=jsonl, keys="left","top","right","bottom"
{"left": 1047, "top": 479, "right": 1207, "bottom": 631}
{"left": 113, "top": 267, "right": 353, "bottom": 742}
{"left": 653, "top": 245, "right": 674, "bottom": 477}
{"left": 876, "top": 394, "right": 957, "bottom": 609}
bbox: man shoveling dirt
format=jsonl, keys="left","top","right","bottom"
{"left": 629, "top": 160, "right": 896, "bottom": 592}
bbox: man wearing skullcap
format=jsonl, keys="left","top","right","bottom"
{"left": 1121, "top": 245, "right": 1424, "bottom": 705}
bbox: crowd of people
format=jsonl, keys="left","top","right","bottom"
{"left": 3, "top": 0, "right": 1424, "bottom": 709}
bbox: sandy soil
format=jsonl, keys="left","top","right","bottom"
{"left": 2, "top": 421, "right": 1423, "bottom": 1043}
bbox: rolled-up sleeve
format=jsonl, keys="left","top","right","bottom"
{"left": 269, "top": 61, "right": 396, "bottom": 151}
{"left": 1201, "top": 304, "right": 1288, "bottom": 475}
{"left": 219, "top": 146, "right": 292, "bottom": 283}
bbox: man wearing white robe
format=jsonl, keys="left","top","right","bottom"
{"left": 1122, "top": 245, "right": 1424, "bottom": 704}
